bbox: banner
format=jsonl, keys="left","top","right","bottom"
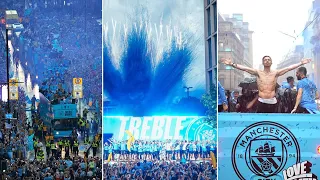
{"left": 103, "top": 116, "right": 216, "bottom": 141}
{"left": 73, "top": 78, "right": 83, "bottom": 98}
{"left": 52, "top": 104, "right": 77, "bottom": 119}
{"left": 9, "top": 79, "right": 18, "bottom": 100}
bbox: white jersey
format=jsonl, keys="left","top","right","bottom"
{"left": 166, "top": 143, "right": 172, "bottom": 150}
{"left": 175, "top": 144, "right": 180, "bottom": 150}
{"left": 182, "top": 144, "right": 187, "bottom": 150}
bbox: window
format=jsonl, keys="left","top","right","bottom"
{"left": 209, "top": 70, "right": 213, "bottom": 88}
{"left": 207, "top": 0, "right": 211, "bottom": 5}
{"left": 213, "top": 2, "right": 217, "bottom": 32}
{"left": 213, "top": 35, "right": 217, "bottom": 67}
{"left": 208, "top": 38, "right": 212, "bottom": 68}
{"left": 207, "top": 8, "right": 211, "bottom": 36}
{"left": 219, "top": 78, "right": 225, "bottom": 87}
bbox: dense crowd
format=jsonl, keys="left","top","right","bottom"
{"left": 105, "top": 139, "right": 217, "bottom": 162}
{"left": 0, "top": 27, "right": 6, "bottom": 84}
{"left": 2, "top": 156, "right": 102, "bottom": 179}
{"left": 104, "top": 160, "right": 217, "bottom": 180}
{"left": 0, "top": 98, "right": 103, "bottom": 178}
{"left": 12, "top": 1, "right": 102, "bottom": 103}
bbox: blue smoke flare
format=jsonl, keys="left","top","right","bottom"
{"left": 104, "top": 17, "right": 204, "bottom": 116}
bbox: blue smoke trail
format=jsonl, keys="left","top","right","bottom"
{"left": 103, "top": 43, "right": 123, "bottom": 100}
{"left": 143, "top": 41, "right": 193, "bottom": 114}
{"left": 121, "top": 28, "right": 152, "bottom": 104}
{"left": 103, "top": 11, "right": 202, "bottom": 116}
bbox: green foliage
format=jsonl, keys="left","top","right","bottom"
{"left": 201, "top": 83, "right": 217, "bottom": 128}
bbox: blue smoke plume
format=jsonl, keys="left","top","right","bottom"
{"left": 104, "top": 15, "right": 204, "bottom": 116}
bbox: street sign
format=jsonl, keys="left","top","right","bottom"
{"left": 73, "top": 78, "right": 83, "bottom": 98}
{"left": 5, "top": 113, "right": 12, "bottom": 119}
{"left": 9, "top": 79, "right": 18, "bottom": 100}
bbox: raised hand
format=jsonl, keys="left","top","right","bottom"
{"left": 301, "top": 58, "right": 312, "bottom": 65}
{"left": 220, "top": 58, "right": 232, "bottom": 66}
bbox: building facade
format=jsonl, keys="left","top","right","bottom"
{"left": 218, "top": 13, "right": 252, "bottom": 91}
{"left": 309, "top": 0, "right": 320, "bottom": 89}
{"left": 204, "top": 0, "right": 217, "bottom": 91}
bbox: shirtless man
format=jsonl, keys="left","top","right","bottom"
{"left": 221, "top": 56, "right": 311, "bottom": 113}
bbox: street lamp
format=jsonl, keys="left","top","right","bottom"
{"left": 6, "top": 29, "right": 10, "bottom": 113}
{"left": 183, "top": 86, "right": 193, "bottom": 98}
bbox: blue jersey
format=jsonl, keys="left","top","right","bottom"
{"left": 108, "top": 146, "right": 113, "bottom": 153}
{"left": 138, "top": 145, "right": 143, "bottom": 152}
{"left": 196, "top": 144, "right": 201, "bottom": 151}
{"left": 297, "top": 78, "right": 318, "bottom": 111}
{"left": 133, "top": 144, "right": 138, "bottom": 151}
{"left": 113, "top": 144, "right": 119, "bottom": 150}
{"left": 145, "top": 144, "right": 150, "bottom": 152}
{"left": 202, "top": 145, "right": 207, "bottom": 152}
{"left": 120, "top": 143, "right": 126, "bottom": 151}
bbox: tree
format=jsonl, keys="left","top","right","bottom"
{"left": 201, "top": 83, "right": 217, "bottom": 128}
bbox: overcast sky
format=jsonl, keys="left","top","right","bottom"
{"left": 219, "top": 0, "right": 314, "bottom": 69}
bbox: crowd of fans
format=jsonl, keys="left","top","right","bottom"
{"left": 0, "top": 30, "right": 5, "bottom": 84}
{"left": 104, "top": 160, "right": 216, "bottom": 180}
{"left": 8, "top": 0, "right": 102, "bottom": 104}
{"left": 105, "top": 139, "right": 217, "bottom": 162}
{"left": 0, "top": 1, "right": 103, "bottom": 179}
{"left": 0, "top": 98, "right": 103, "bottom": 178}
{"left": 3, "top": 156, "right": 102, "bottom": 179}
{"left": 218, "top": 79, "right": 301, "bottom": 113}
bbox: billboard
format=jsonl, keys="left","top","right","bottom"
{"left": 104, "top": 116, "right": 216, "bottom": 142}
{"left": 103, "top": 0, "right": 206, "bottom": 116}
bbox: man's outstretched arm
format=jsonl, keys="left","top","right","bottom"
{"left": 277, "top": 58, "right": 312, "bottom": 77}
{"left": 220, "top": 58, "right": 258, "bottom": 76}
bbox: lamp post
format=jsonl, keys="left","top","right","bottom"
{"left": 183, "top": 86, "right": 193, "bottom": 98}
{"left": 6, "top": 29, "right": 10, "bottom": 113}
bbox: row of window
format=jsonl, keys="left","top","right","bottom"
{"left": 207, "top": 1, "right": 217, "bottom": 87}
{"left": 207, "top": 2, "right": 217, "bottom": 36}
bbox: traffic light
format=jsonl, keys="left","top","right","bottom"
{"left": 317, "top": 146, "right": 320, "bottom": 154}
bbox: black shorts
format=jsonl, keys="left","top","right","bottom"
{"left": 257, "top": 101, "right": 277, "bottom": 113}
{"left": 218, "top": 105, "right": 224, "bottom": 112}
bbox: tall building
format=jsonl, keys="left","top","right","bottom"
{"left": 224, "top": 14, "right": 254, "bottom": 71}
{"left": 218, "top": 13, "right": 252, "bottom": 91}
{"left": 307, "top": 0, "right": 320, "bottom": 88}
{"left": 204, "top": 0, "right": 217, "bottom": 91}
